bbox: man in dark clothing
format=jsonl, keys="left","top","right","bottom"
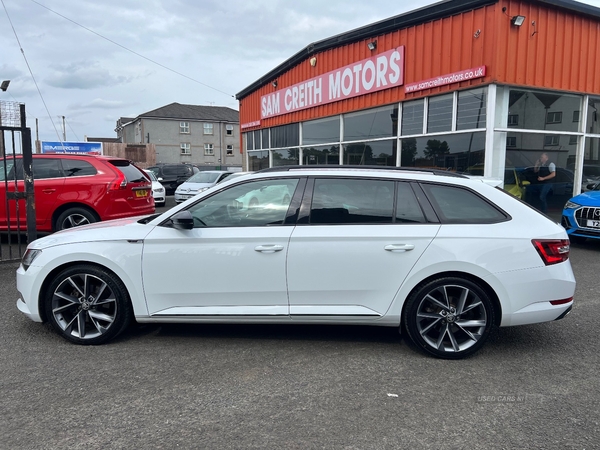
{"left": 533, "top": 152, "right": 556, "bottom": 213}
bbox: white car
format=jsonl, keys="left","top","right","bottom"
{"left": 174, "top": 170, "right": 233, "bottom": 203}
{"left": 16, "top": 167, "right": 575, "bottom": 359}
{"left": 144, "top": 169, "right": 166, "bottom": 207}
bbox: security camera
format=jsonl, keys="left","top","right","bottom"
{"left": 0, "top": 80, "right": 10, "bottom": 91}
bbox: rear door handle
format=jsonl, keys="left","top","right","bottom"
{"left": 384, "top": 244, "right": 415, "bottom": 252}
{"left": 255, "top": 245, "right": 284, "bottom": 253}
{"left": 42, "top": 189, "right": 56, "bottom": 194}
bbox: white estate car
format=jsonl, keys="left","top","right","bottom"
{"left": 174, "top": 170, "right": 233, "bottom": 203}
{"left": 144, "top": 169, "right": 166, "bottom": 207}
{"left": 16, "top": 166, "right": 575, "bottom": 359}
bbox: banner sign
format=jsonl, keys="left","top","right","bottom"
{"left": 261, "top": 47, "right": 405, "bottom": 119}
{"left": 241, "top": 120, "right": 261, "bottom": 129}
{"left": 41, "top": 141, "right": 103, "bottom": 155}
{"left": 405, "top": 66, "right": 486, "bottom": 93}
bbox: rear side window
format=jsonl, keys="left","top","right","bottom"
{"left": 61, "top": 159, "right": 97, "bottom": 177}
{"left": 110, "top": 161, "right": 147, "bottom": 182}
{"left": 396, "top": 182, "right": 426, "bottom": 223}
{"left": 420, "top": 183, "right": 508, "bottom": 224}
{"left": 310, "top": 178, "right": 394, "bottom": 224}
{"left": 32, "top": 158, "right": 63, "bottom": 179}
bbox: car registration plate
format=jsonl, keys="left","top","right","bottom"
{"left": 135, "top": 190, "right": 149, "bottom": 198}
{"left": 586, "top": 219, "right": 600, "bottom": 228}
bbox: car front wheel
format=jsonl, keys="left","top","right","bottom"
{"left": 44, "top": 265, "right": 132, "bottom": 345}
{"left": 403, "top": 277, "right": 495, "bottom": 359}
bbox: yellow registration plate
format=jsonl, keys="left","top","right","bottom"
{"left": 135, "top": 189, "right": 149, "bottom": 198}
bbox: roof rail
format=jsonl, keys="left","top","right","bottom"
{"left": 256, "top": 165, "right": 468, "bottom": 178}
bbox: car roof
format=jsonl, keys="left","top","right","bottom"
{"left": 257, "top": 165, "right": 468, "bottom": 178}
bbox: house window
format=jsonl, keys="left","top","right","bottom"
{"left": 506, "top": 137, "right": 517, "bottom": 147}
{"left": 180, "top": 121, "right": 190, "bottom": 134}
{"left": 204, "top": 144, "right": 214, "bottom": 155}
{"left": 226, "top": 144, "right": 233, "bottom": 156}
{"left": 569, "top": 136, "right": 578, "bottom": 145}
{"left": 180, "top": 143, "right": 191, "bottom": 154}
{"left": 226, "top": 124, "right": 234, "bottom": 136}
{"left": 573, "top": 110, "right": 580, "bottom": 122}
{"left": 507, "top": 114, "right": 519, "bottom": 126}
{"left": 544, "top": 135, "right": 560, "bottom": 146}
{"left": 546, "top": 112, "right": 563, "bottom": 124}
{"left": 204, "top": 123, "right": 214, "bottom": 135}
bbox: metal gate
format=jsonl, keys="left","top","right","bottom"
{"left": 1, "top": 101, "right": 36, "bottom": 263}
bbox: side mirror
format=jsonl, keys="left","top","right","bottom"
{"left": 171, "top": 211, "right": 194, "bottom": 230}
{"left": 158, "top": 177, "right": 164, "bottom": 182}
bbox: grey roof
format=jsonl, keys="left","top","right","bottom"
{"left": 139, "top": 103, "right": 239, "bottom": 122}
{"left": 236, "top": 0, "right": 600, "bottom": 99}
{"left": 86, "top": 137, "right": 120, "bottom": 143}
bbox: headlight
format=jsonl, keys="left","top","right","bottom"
{"left": 21, "top": 249, "right": 41, "bottom": 271}
{"left": 198, "top": 187, "right": 209, "bottom": 193}
{"left": 564, "top": 201, "right": 580, "bottom": 209}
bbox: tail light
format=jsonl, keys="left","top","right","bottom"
{"left": 108, "top": 173, "right": 127, "bottom": 191}
{"left": 532, "top": 239, "right": 570, "bottom": 265}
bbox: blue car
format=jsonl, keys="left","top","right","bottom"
{"left": 562, "top": 182, "right": 600, "bottom": 243}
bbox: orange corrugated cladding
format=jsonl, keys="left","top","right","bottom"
{"left": 239, "top": 0, "right": 600, "bottom": 130}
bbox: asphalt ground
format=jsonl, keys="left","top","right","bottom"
{"left": 0, "top": 199, "right": 599, "bottom": 449}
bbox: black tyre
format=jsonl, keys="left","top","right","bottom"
{"left": 403, "top": 277, "right": 495, "bottom": 359}
{"left": 44, "top": 265, "right": 132, "bottom": 345}
{"left": 55, "top": 207, "right": 97, "bottom": 231}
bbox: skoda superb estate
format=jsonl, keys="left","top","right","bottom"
{"left": 16, "top": 166, "right": 575, "bottom": 359}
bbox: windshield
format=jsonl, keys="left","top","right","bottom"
{"left": 144, "top": 170, "right": 158, "bottom": 181}
{"left": 187, "top": 172, "right": 221, "bottom": 183}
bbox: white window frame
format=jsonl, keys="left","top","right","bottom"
{"left": 226, "top": 144, "right": 234, "bottom": 156}
{"left": 204, "top": 123, "right": 214, "bottom": 135}
{"left": 180, "top": 143, "right": 191, "bottom": 155}
{"left": 546, "top": 111, "right": 563, "bottom": 124}
{"left": 226, "top": 124, "right": 234, "bottom": 136}
{"left": 544, "top": 135, "right": 560, "bottom": 146}
{"left": 180, "top": 121, "right": 190, "bottom": 134}
{"left": 204, "top": 143, "right": 214, "bottom": 156}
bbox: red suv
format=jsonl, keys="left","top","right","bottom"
{"left": 0, "top": 154, "right": 155, "bottom": 232}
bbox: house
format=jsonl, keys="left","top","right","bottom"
{"left": 116, "top": 103, "right": 241, "bottom": 170}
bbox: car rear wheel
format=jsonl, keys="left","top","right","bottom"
{"left": 55, "top": 207, "right": 97, "bottom": 231}
{"left": 403, "top": 277, "right": 495, "bottom": 359}
{"left": 44, "top": 265, "right": 132, "bottom": 345}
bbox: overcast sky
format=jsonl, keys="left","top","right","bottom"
{"left": 2, "top": 0, "right": 600, "bottom": 143}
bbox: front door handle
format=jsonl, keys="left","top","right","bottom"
{"left": 384, "top": 244, "right": 415, "bottom": 252}
{"left": 42, "top": 189, "right": 56, "bottom": 194}
{"left": 255, "top": 245, "right": 284, "bottom": 254}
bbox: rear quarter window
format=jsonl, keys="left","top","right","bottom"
{"left": 61, "top": 159, "right": 97, "bottom": 177}
{"left": 110, "top": 161, "right": 147, "bottom": 182}
{"left": 420, "top": 183, "right": 508, "bottom": 224}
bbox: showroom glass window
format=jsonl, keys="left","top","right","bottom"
{"left": 303, "top": 116, "right": 340, "bottom": 146}
{"left": 400, "top": 132, "right": 485, "bottom": 171}
{"left": 262, "top": 129, "right": 270, "bottom": 149}
{"left": 186, "top": 178, "right": 300, "bottom": 227}
{"left": 271, "top": 124, "right": 300, "bottom": 148}
{"left": 508, "top": 89, "right": 581, "bottom": 132}
{"left": 402, "top": 99, "right": 424, "bottom": 136}
{"left": 254, "top": 130, "right": 262, "bottom": 149}
{"left": 343, "top": 140, "right": 396, "bottom": 166}
{"left": 248, "top": 151, "right": 269, "bottom": 171}
{"left": 427, "top": 94, "right": 453, "bottom": 133}
{"left": 343, "top": 105, "right": 398, "bottom": 141}
{"left": 301, "top": 145, "right": 340, "bottom": 165}
{"left": 272, "top": 149, "right": 299, "bottom": 166}
{"left": 457, "top": 88, "right": 487, "bottom": 130}
{"left": 245, "top": 132, "right": 254, "bottom": 151}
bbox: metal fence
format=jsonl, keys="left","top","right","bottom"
{"left": 1, "top": 101, "right": 36, "bottom": 263}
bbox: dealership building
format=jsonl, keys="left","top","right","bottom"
{"left": 236, "top": 0, "right": 600, "bottom": 211}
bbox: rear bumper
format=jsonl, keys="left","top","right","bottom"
{"left": 509, "top": 300, "right": 573, "bottom": 326}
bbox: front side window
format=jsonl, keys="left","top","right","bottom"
{"left": 204, "top": 144, "right": 214, "bottom": 156}
{"left": 180, "top": 122, "right": 190, "bottom": 134}
{"left": 204, "top": 123, "right": 214, "bottom": 135}
{"left": 186, "top": 178, "right": 299, "bottom": 227}
{"left": 310, "top": 178, "right": 395, "bottom": 224}
{"left": 180, "top": 143, "right": 191, "bottom": 155}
